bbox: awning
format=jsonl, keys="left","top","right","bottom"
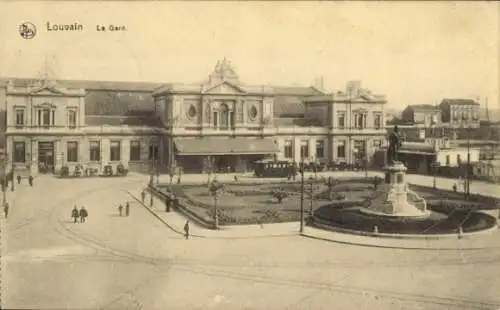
{"left": 174, "top": 138, "right": 279, "bottom": 156}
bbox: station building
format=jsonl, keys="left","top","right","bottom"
{"left": 1, "top": 59, "right": 387, "bottom": 176}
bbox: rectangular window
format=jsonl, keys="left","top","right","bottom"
{"left": 229, "top": 111, "right": 235, "bottom": 128}
{"left": 67, "top": 141, "right": 78, "bottom": 162}
{"left": 315, "top": 140, "right": 325, "bottom": 158}
{"left": 42, "top": 109, "right": 50, "bottom": 127}
{"left": 110, "top": 141, "right": 121, "bottom": 161}
{"left": 13, "top": 141, "right": 25, "bottom": 163}
{"left": 284, "top": 140, "right": 293, "bottom": 159}
{"left": 89, "top": 141, "right": 101, "bottom": 162}
{"left": 68, "top": 110, "right": 77, "bottom": 128}
{"left": 149, "top": 144, "right": 159, "bottom": 161}
{"left": 353, "top": 113, "right": 365, "bottom": 129}
{"left": 456, "top": 154, "right": 461, "bottom": 165}
{"left": 300, "top": 140, "right": 309, "bottom": 159}
{"left": 374, "top": 114, "right": 382, "bottom": 129}
{"left": 337, "top": 141, "right": 346, "bottom": 158}
{"left": 213, "top": 112, "right": 218, "bottom": 128}
{"left": 337, "top": 112, "right": 345, "bottom": 129}
{"left": 51, "top": 110, "right": 55, "bottom": 126}
{"left": 445, "top": 155, "right": 450, "bottom": 166}
{"left": 129, "top": 140, "right": 141, "bottom": 161}
{"left": 15, "top": 109, "right": 25, "bottom": 126}
{"left": 37, "top": 110, "right": 42, "bottom": 126}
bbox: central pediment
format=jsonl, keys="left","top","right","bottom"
{"left": 202, "top": 81, "right": 246, "bottom": 95}
{"left": 29, "top": 85, "right": 67, "bottom": 96}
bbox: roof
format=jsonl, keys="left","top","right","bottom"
{"left": 0, "top": 77, "right": 162, "bottom": 92}
{"left": 272, "top": 86, "right": 324, "bottom": 117}
{"left": 174, "top": 138, "right": 278, "bottom": 155}
{"left": 85, "top": 90, "right": 155, "bottom": 115}
{"left": 85, "top": 115, "right": 164, "bottom": 127}
{"left": 399, "top": 142, "right": 436, "bottom": 154}
{"left": 408, "top": 104, "right": 439, "bottom": 111}
{"left": 272, "top": 86, "right": 324, "bottom": 96}
{"left": 274, "top": 96, "right": 305, "bottom": 116}
{"left": 441, "top": 99, "right": 480, "bottom": 106}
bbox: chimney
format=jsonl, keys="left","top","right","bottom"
{"left": 314, "top": 76, "right": 325, "bottom": 91}
{"left": 346, "top": 80, "right": 361, "bottom": 98}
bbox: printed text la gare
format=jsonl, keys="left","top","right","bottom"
{"left": 96, "top": 24, "right": 127, "bottom": 31}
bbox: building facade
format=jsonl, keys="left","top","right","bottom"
{"left": 440, "top": 98, "right": 481, "bottom": 128}
{"left": 3, "top": 59, "right": 388, "bottom": 175}
{"left": 4, "top": 80, "right": 163, "bottom": 176}
{"left": 401, "top": 104, "right": 441, "bottom": 126}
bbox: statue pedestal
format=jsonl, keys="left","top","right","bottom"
{"left": 360, "top": 161, "right": 430, "bottom": 218}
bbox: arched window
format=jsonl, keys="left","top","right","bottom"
{"left": 220, "top": 103, "right": 229, "bottom": 129}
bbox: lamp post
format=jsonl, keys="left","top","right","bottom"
{"left": 299, "top": 157, "right": 305, "bottom": 233}
{"left": 432, "top": 161, "right": 437, "bottom": 189}
{"left": 308, "top": 176, "right": 314, "bottom": 215}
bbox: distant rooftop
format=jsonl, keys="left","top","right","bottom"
{"left": 441, "top": 99, "right": 480, "bottom": 106}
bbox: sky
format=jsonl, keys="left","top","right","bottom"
{"left": 0, "top": 1, "right": 498, "bottom": 110}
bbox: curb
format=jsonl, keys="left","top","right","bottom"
{"left": 125, "top": 190, "right": 207, "bottom": 239}
{"left": 300, "top": 231, "right": 500, "bottom": 251}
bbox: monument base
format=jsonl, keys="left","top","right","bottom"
{"left": 360, "top": 161, "right": 430, "bottom": 218}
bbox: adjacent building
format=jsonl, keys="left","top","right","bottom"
{"left": 401, "top": 104, "right": 441, "bottom": 126}
{"left": 2, "top": 59, "right": 387, "bottom": 175}
{"left": 439, "top": 98, "right": 481, "bottom": 128}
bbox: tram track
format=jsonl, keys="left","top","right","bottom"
{"left": 7, "top": 177, "right": 500, "bottom": 310}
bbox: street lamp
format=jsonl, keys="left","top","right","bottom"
{"left": 432, "top": 161, "right": 438, "bottom": 189}
{"left": 308, "top": 176, "right": 314, "bottom": 215}
{"left": 299, "top": 157, "right": 305, "bottom": 233}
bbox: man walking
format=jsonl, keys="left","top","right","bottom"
{"left": 16, "top": 175, "right": 21, "bottom": 185}
{"left": 118, "top": 204, "right": 123, "bottom": 216}
{"left": 125, "top": 202, "right": 130, "bottom": 217}
{"left": 28, "top": 175, "right": 33, "bottom": 187}
{"left": 72, "top": 206, "right": 79, "bottom": 223}
{"left": 79, "top": 206, "right": 88, "bottom": 223}
{"left": 184, "top": 220, "right": 190, "bottom": 240}
{"left": 141, "top": 190, "right": 146, "bottom": 203}
{"left": 4, "top": 202, "right": 9, "bottom": 219}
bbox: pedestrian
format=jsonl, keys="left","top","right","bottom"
{"left": 71, "top": 206, "right": 79, "bottom": 223}
{"left": 125, "top": 202, "right": 130, "bottom": 216}
{"left": 79, "top": 206, "right": 88, "bottom": 223}
{"left": 184, "top": 220, "right": 190, "bottom": 240}
{"left": 4, "top": 202, "right": 9, "bottom": 219}
{"left": 16, "top": 175, "right": 21, "bottom": 185}
{"left": 28, "top": 175, "right": 33, "bottom": 187}
{"left": 165, "top": 196, "right": 171, "bottom": 212}
{"left": 141, "top": 190, "right": 146, "bottom": 203}
{"left": 177, "top": 176, "right": 181, "bottom": 184}
{"left": 173, "top": 195, "right": 179, "bottom": 210}
{"left": 118, "top": 204, "right": 123, "bottom": 216}
{"left": 453, "top": 182, "right": 457, "bottom": 193}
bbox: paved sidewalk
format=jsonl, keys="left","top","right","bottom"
{"left": 126, "top": 187, "right": 302, "bottom": 239}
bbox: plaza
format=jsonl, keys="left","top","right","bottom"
{"left": 2, "top": 172, "right": 500, "bottom": 310}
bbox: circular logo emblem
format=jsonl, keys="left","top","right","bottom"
{"left": 19, "top": 22, "right": 36, "bottom": 39}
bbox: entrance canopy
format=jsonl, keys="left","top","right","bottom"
{"left": 174, "top": 138, "right": 278, "bottom": 156}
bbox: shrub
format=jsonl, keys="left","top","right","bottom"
{"left": 60, "top": 166, "right": 69, "bottom": 177}
{"left": 271, "top": 189, "right": 289, "bottom": 203}
{"left": 116, "top": 162, "right": 128, "bottom": 176}
{"left": 103, "top": 165, "right": 113, "bottom": 176}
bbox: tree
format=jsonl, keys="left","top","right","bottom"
{"left": 168, "top": 165, "right": 176, "bottom": 184}
{"left": 324, "top": 176, "right": 338, "bottom": 201}
{"left": 204, "top": 156, "right": 215, "bottom": 184}
{"left": 209, "top": 179, "right": 224, "bottom": 229}
{"left": 271, "top": 189, "right": 288, "bottom": 204}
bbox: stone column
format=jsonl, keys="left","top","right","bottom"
{"left": 54, "top": 139, "right": 62, "bottom": 174}
{"left": 30, "top": 138, "right": 38, "bottom": 175}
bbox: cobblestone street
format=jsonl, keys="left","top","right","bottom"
{"left": 2, "top": 173, "right": 500, "bottom": 310}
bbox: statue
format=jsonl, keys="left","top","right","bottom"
{"left": 387, "top": 125, "right": 402, "bottom": 165}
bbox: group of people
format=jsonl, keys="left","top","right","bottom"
{"left": 118, "top": 202, "right": 131, "bottom": 217}
{"left": 16, "top": 174, "right": 34, "bottom": 187}
{"left": 71, "top": 206, "right": 88, "bottom": 223}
